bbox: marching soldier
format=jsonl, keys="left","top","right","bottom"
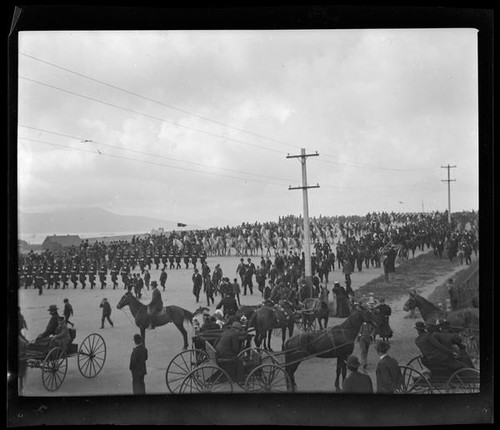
{"left": 175, "top": 251, "right": 182, "bottom": 270}
{"left": 168, "top": 252, "right": 175, "bottom": 270}
{"left": 61, "top": 266, "right": 69, "bottom": 289}
{"left": 99, "top": 265, "right": 107, "bottom": 289}
{"left": 79, "top": 266, "right": 87, "bottom": 289}
{"left": 183, "top": 251, "right": 190, "bottom": 270}
{"left": 89, "top": 265, "right": 96, "bottom": 289}
{"left": 52, "top": 266, "right": 60, "bottom": 289}
{"left": 35, "top": 271, "right": 45, "bottom": 295}
{"left": 111, "top": 265, "right": 119, "bottom": 289}
{"left": 45, "top": 266, "right": 53, "bottom": 289}
{"left": 154, "top": 251, "right": 161, "bottom": 270}
{"left": 71, "top": 266, "right": 78, "bottom": 289}
{"left": 190, "top": 252, "right": 198, "bottom": 270}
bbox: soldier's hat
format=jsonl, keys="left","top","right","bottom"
{"left": 151, "top": 281, "right": 158, "bottom": 287}
{"left": 414, "top": 321, "right": 426, "bottom": 331}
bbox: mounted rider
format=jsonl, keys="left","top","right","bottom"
{"left": 147, "top": 281, "right": 163, "bottom": 329}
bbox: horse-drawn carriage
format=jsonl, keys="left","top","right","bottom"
{"left": 19, "top": 330, "right": 107, "bottom": 392}
{"left": 165, "top": 327, "right": 291, "bottom": 394}
{"left": 397, "top": 355, "right": 480, "bottom": 394}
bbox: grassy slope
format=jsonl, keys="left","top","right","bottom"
{"left": 355, "top": 251, "right": 477, "bottom": 303}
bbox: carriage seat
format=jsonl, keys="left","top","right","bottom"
{"left": 69, "top": 328, "right": 76, "bottom": 342}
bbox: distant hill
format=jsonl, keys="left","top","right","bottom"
{"left": 18, "top": 207, "right": 195, "bottom": 234}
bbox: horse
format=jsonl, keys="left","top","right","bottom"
{"left": 402, "top": 290, "right": 479, "bottom": 330}
{"left": 283, "top": 308, "right": 383, "bottom": 392}
{"left": 248, "top": 300, "right": 296, "bottom": 351}
{"left": 116, "top": 292, "right": 194, "bottom": 349}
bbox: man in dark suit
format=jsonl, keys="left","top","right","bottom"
{"left": 375, "top": 341, "right": 402, "bottom": 394}
{"left": 129, "top": 334, "right": 148, "bottom": 395}
{"left": 342, "top": 355, "right": 374, "bottom": 394}
{"left": 192, "top": 268, "right": 203, "bottom": 303}
{"left": 147, "top": 281, "right": 163, "bottom": 329}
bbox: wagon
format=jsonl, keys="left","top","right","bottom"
{"left": 398, "top": 355, "right": 480, "bottom": 394}
{"left": 19, "top": 330, "right": 107, "bottom": 392}
{"left": 165, "top": 328, "right": 291, "bottom": 394}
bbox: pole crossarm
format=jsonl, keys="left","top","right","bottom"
{"left": 441, "top": 164, "right": 457, "bottom": 223}
{"left": 288, "top": 184, "right": 320, "bottom": 190}
{"left": 286, "top": 151, "right": 319, "bottom": 159}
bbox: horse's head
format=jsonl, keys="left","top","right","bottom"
{"left": 403, "top": 290, "right": 418, "bottom": 312}
{"left": 116, "top": 292, "right": 134, "bottom": 310}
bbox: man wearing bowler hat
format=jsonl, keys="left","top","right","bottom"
{"left": 342, "top": 355, "right": 374, "bottom": 394}
{"left": 215, "top": 321, "right": 245, "bottom": 382}
{"left": 375, "top": 340, "right": 402, "bottom": 393}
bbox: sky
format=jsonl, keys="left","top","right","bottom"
{"left": 17, "top": 29, "right": 479, "bottom": 229}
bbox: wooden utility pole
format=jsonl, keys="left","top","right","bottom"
{"left": 287, "top": 148, "right": 319, "bottom": 290}
{"left": 441, "top": 164, "right": 456, "bottom": 224}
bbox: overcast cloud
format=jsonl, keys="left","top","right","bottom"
{"left": 17, "top": 29, "right": 479, "bottom": 228}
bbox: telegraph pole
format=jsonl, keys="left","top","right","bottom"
{"left": 441, "top": 164, "right": 456, "bottom": 224}
{"left": 287, "top": 148, "right": 319, "bottom": 291}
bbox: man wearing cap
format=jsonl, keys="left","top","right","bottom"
{"left": 375, "top": 341, "right": 402, "bottom": 393}
{"left": 100, "top": 298, "right": 114, "bottom": 328}
{"left": 414, "top": 321, "right": 467, "bottom": 373}
{"left": 35, "top": 304, "right": 60, "bottom": 346}
{"left": 216, "top": 291, "right": 239, "bottom": 319}
{"left": 129, "top": 334, "right": 148, "bottom": 395}
{"left": 342, "top": 355, "right": 374, "bottom": 394}
{"left": 192, "top": 268, "right": 203, "bottom": 303}
{"left": 357, "top": 319, "right": 376, "bottom": 371}
{"left": 215, "top": 321, "right": 245, "bottom": 381}
{"left": 147, "top": 281, "right": 163, "bottom": 329}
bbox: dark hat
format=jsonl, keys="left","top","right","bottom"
{"left": 48, "top": 304, "right": 58, "bottom": 312}
{"left": 231, "top": 321, "right": 243, "bottom": 330}
{"left": 151, "top": 281, "right": 158, "bottom": 287}
{"left": 415, "top": 321, "right": 426, "bottom": 330}
{"left": 346, "top": 355, "right": 361, "bottom": 368}
{"left": 376, "top": 341, "right": 391, "bottom": 354}
{"left": 133, "top": 334, "right": 142, "bottom": 344}
{"left": 58, "top": 316, "right": 65, "bottom": 322}
{"left": 63, "top": 298, "right": 69, "bottom": 303}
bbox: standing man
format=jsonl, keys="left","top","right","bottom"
{"left": 375, "top": 341, "right": 402, "bottom": 394}
{"left": 236, "top": 258, "right": 246, "bottom": 287}
{"left": 192, "top": 268, "right": 203, "bottom": 303}
{"left": 357, "top": 316, "right": 376, "bottom": 371}
{"left": 63, "top": 298, "right": 74, "bottom": 327}
{"left": 243, "top": 258, "right": 255, "bottom": 296}
{"left": 99, "top": 265, "right": 107, "bottom": 289}
{"left": 232, "top": 278, "right": 241, "bottom": 307}
{"left": 342, "top": 355, "right": 374, "bottom": 394}
{"left": 144, "top": 269, "right": 151, "bottom": 291}
{"left": 147, "top": 281, "right": 163, "bottom": 329}
{"left": 159, "top": 268, "right": 167, "bottom": 292}
{"left": 111, "top": 265, "right": 119, "bottom": 289}
{"left": 100, "top": 298, "right": 114, "bottom": 329}
{"left": 342, "top": 258, "right": 353, "bottom": 287}
{"left": 129, "top": 334, "right": 148, "bottom": 395}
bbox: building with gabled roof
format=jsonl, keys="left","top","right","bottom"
{"left": 42, "top": 234, "right": 82, "bottom": 251}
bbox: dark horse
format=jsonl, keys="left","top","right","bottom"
{"left": 249, "top": 300, "right": 295, "bottom": 351}
{"left": 403, "top": 289, "right": 479, "bottom": 329}
{"left": 116, "top": 292, "right": 194, "bottom": 349}
{"left": 283, "top": 308, "right": 382, "bottom": 392}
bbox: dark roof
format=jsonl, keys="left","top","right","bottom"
{"left": 42, "top": 235, "right": 82, "bottom": 248}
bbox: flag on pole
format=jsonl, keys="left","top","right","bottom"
{"left": 177, "top": 222, "right": 187, "bottom": 227}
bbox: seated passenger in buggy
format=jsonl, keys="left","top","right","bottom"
{"left": 49, "top": 317, "right": 72, "bottom": 352}
{"left": 27, "top": 304, "right": 60, "bottom": 352}
{"left": 414, "top": 322, "right": 469, "bottom": 377}
{"left": 214, "top": 321, "right": 245, "bottom": 382}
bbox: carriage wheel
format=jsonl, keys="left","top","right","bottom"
{"left": 395, "top": 366, "right": 434, "bottom": 394}
{"left": 445, "top": 368, "right": 480, "bottom": 394}
{"left": 462, "top": 332, "right": 480, "bottom": 363}
{"left": 294, "top": 314, "right": 304, "bottom": 332}
{"left": 78, "top": 333, "right": 107, "bottom": 378}
{"left": 238, "top": 347, "right": 279, "bottom": 365}
{"left": 244, "top": 364, "right": 292, "bottom": 393}
{"left": 42, "top": 347, "right": 68, "bottom": 391}
{"left": 165, "top": 349, "right": 209, "bottom": 394}
{"left": 406, "top": 355, "right": 428, "bottom": 373}
{"left": 179, "top": 364, "right": 233, "bottom": 394}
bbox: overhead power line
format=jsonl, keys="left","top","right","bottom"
{"left": 20, "top": 52, "right": 301, "bottom": 151}
{"left": 19, "top": 124, "right": 295, "bottom": 183}
{"left": 21, "top": 53, "right": 439, "bottom": 174}
{"left": 19, "top": 137, "right": 289, "bottom": 187}
{"left": 20, "top": 76, "right": 285, "bottom": 155}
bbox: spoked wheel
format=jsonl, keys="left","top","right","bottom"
{"left": 446, "top": 368, "right": 480, "bottom": 393}
{"left": 165, "top": 349, "right": 209, "bottom": 394}
{"left": 42, "top": 347, "right": 68, "bottom": 391}
{"left": 294, "top": 314, "right": 304, "bottom": 332}
{"left": 303, "top": 314, "right": 318, "bottom": 332}
{"left": 78, "top": 333, "right": 107, "bottom": 378}
{"left": 406, "top": 355, "right": 428, "bottom": 373}
{"left": 396, "top": 366, "right": 434, "bottom": 394}
{"left": 179, "top": 365, "right": 233, "bottom": 394}
{"left": 462, "top": 332, "right": 480, "bottom": 363}
{"left": 244, "top": 363, "right": 292, "bottom": 393}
